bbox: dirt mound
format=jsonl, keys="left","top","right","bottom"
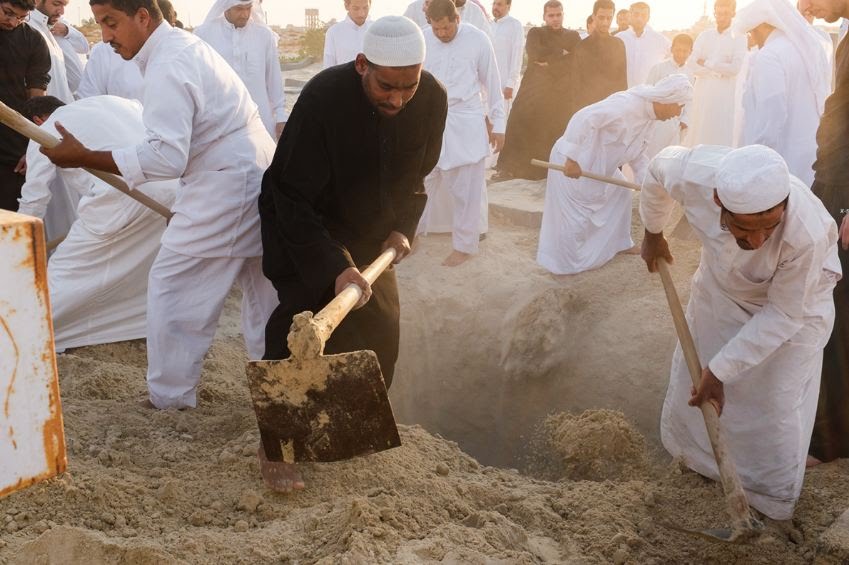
{"left": 527, "top": 410, "right": 649, "bottom": 482}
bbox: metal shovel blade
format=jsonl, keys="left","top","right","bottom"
{"left": 247, "top": 348, "right": 401, "bottom": 463}
{"left": 663, "top": 518, "right": 765, "bottom": 544}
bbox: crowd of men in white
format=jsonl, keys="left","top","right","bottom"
{"left": 6, "top": 0, "right": 849, "bottom": 525}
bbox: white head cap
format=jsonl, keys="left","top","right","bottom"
{"left": 362, "top": 16, "right": 426, "bottom": 67}
{"left": 716, "top": 145, "right": 791, "bottom": 214}
{"left": 629, "top": 74, "right": 694, "bottom": 105}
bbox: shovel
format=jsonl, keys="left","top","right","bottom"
{"left": 0, "top": 100, "right": 173, "bottom": 221}
{"left": 530, "top": 159, "right": 641, "bottom": 192}
{"left": 246, "top": 248, "right": 401, "bottom": 463}
{"left": 656, "top": 257, "right": 763, "bottom": 543}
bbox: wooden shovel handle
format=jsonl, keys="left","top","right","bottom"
{"left": 0, "top": 100, "right": 173, "bottom": 220}
{"left": 656, "top": 258, "right": 755, "bottom": 530}
{"left": 311, "top": 247, "right": 397, "bottom": 344}
{"left": 530, "top": 159, "right": 641, "bottom": 191}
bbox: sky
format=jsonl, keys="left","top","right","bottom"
{"left": 62, "top": 0, "right": 764, "bottom": 30}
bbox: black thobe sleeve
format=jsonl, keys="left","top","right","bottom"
{"left": 26, "top": 30, "right": 51, "bottom": 91}
{"left": 526, "top": 28, "right": 565, "bottom": 65}
{"left": 392, "top": 90, "right": 448, "bottom": 241}
{"left": 610, "top": 38, "right": 628, "bottom": 93}
{"left": 261, "top": 100, "right": 355, "bottom": 302}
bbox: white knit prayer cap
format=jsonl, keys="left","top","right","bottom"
{"left": 629, "top": 74, "right": 694, "bottom": 105}
{"left": 362, "top": 16, "right": 426, "bottom": 67}
{"left": 203, "top": 0, "right": 266, "bottom": 25}
{"left": 715, "top": 145, "right": 791, "bottom": 214}
{"left": 732, "top": 0, "right": 830, "bottom": 109}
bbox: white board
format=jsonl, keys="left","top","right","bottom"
{"left": 0, "top": 210, "right": 66, "bottom": 498}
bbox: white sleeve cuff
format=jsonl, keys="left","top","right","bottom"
{"left": 111, "top": 146, "right": 146, "bottom": 189}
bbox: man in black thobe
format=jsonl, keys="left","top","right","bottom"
{"left": 572, "top": 0, "right": 627, "bottom": 112}
{"left": 258, "top": 16, "right": 447, "bottom": 491}
{"left": 493, "top": 0, "right": 581, "bottom": 181}
{"left": 0, "top": 0, "right": 50, "bottom": 211}
{"left": 801, "top": 0, "right": 849, "bottom": 465}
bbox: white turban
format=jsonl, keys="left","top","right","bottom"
{"left": 203, "top": 0, "right": 266, "bottom": 25}
{"left": 715, "top": 145, "right": 791, "bottom": 214}
{"left": 629, "top": 74, "right": 694, "bottom": 105}
{"left": 732, "top": 0, "right": 830, "bottom": 109}
{"left": 362, "top": 16, "right": 426, "bottom": 67}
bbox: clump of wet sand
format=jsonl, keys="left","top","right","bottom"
{"left": 526, "top": 409, "right": 649, "bottom": 482}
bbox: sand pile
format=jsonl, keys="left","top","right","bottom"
{"left": 3, "top": 193, "right": 849, "bottom": 564}
{"left": 527, "top": 410, "right": 649, "bottom": 482}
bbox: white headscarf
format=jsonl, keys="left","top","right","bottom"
{"left": 715, "top": 145, "right": 791, "bottom": 214}
{"left": 629, "top": 74, "right": 694, "bottom": 105}
{"left": 732, "top": 0, "right": 830, "bottom": 109}
{"left": 203, "top": 0, "right": 267, "bottom": 25}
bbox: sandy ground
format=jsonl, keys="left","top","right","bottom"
{"left": 2, "top": 180, "right": 849, "bottom": 564}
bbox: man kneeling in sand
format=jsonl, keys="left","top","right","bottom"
{"left": 258, "top": 16, "right": 447, "bottom": 492}
{"left": 17, "top": 95, "right": 177, "bottom": 352}
{"left": 640, "top": 144, "right": 840, "bottom": 529}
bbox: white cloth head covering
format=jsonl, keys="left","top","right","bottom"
{"left": 629, "top": 74, "right": 694, "bottom": 105}
{"left": 362, "top": 16, "right": 426, "bottom": 67}
{"left": 732, "top": 0, "right": 830, "bottom": 109}
{"left": 203, "top": 0, "right": 266, "bottom": 25}
{"left": 715, "top": 145, "right": 791, "bottom": 214}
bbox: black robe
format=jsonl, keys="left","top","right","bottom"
{"left": 496, "top": 26, "right": 582, "bottom": 180}
{"left": 258, "top": 62, "right": 448, "bottom": 387}
{"left": 810, "top": 35, "right": 849, "bottom": 462}
{"left": 571, "top": 32, "right": 628, "bottom": 112}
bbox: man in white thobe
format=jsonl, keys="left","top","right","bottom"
{"left": 417, "top": 0, "right": 504, "bottom": 266}
{"left": 645, "top": 33, "right": 693, "bottom": 158}
{"left": 17, "top": 95, "right": 177, "bottom": 352}
{"left": 617, "top": 2, "right": 670, "bottom": 87}
{"left": 491, "top": 0, "right": 523, "bottom": 112}
{"left": 403, "top": 0, "right": 428, "bottom": 27}
{"left": 640, "top": 144, "right": 840, "bottom": 522}
{"left": 51, "top": 17, "right": 89, "bottom": 95}
{"left": 406, "top": 0, "right": 492, "bottom": 37}
{"left": 77, "top": 41, "right": 145, "bottom": 101}
{"left": 27, "top": 0, "right": 73, "bottom": 103}
{"left": 195, "top": 0, "right": 287, "bottom": 139}
{"left": 322, "top": 0, "right": 372, "bottom": 67}
{"left": 42, "top": 0, "right": 279, "bottom": 411}
{"left": 685, "top": 0, "right": 748, "bottom": 146}
{"left": 537, "top": 74, "right": 692, "bottom": 275}
{"left": 735, "top": 0, "right": 830, "bottom": 187}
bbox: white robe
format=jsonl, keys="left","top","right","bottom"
{"left": 109, "top": 22, "right": 278, "bottom": 409}
{"left": 77, "top": 42, "right": 145, "bottom": 101}
{"left": 418, "top": 23, "right": 505, "bottom": 253}
{"left": 26, "top": 9, "right": 74, "bottom": 103}
{"left": 17, "top": 96, "right": 177, "bottom": 351}
{"left": 53, "top": 19, "right": 89, "bottom": 95}
{"left": 492, "top": 14, "right": 524, "bottom": 93}
{"left": 537, "top": 92, "right": 655, "bottom": 275}
{"left": 194, "top": 18, "right": 287, "bottom": 136}
{"left": 402, "top": 0, "right": 428, "bottom": 28}
{"left": 645, "top": 59, "right": 692, "bottom": 158}
{"left": 685, "top": 27, "right": 748, "bottom": 147}
{"left": 322, "top": 16, "right": 372, "bottom": 68}
{"left": 741, "top": 31, "right": 825, "bottom": 187}
{"left": 618, "top": 26, "right": 671, "bottom": 87}
{"left": 641, "top": 145, "right": 841, "bottom": 520}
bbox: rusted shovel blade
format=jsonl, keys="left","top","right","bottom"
{"left": 246, "top": 348, "right": 401, "bottom": 463}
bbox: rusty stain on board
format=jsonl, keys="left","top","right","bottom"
{"left": 0, "top": 212, "right": 67, "bottom": 498}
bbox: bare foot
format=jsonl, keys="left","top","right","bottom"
{"left": 806, "top": 454, "right": 822, "bottom": 468}
{"left": 442, "top": 250, "right": 473, "bottom": 267}
{"left": 258, "top": 446, "right": 305, "bottom": 493}
{"left": 619, "top": 244, "right": 641, "bottom": 255}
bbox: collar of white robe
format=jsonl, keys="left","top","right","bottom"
{"left": 715, "top": 145, "right": 791, "bottom": 215}
{"left": 362, "top": 16, "right": 426, "bottom": 67}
